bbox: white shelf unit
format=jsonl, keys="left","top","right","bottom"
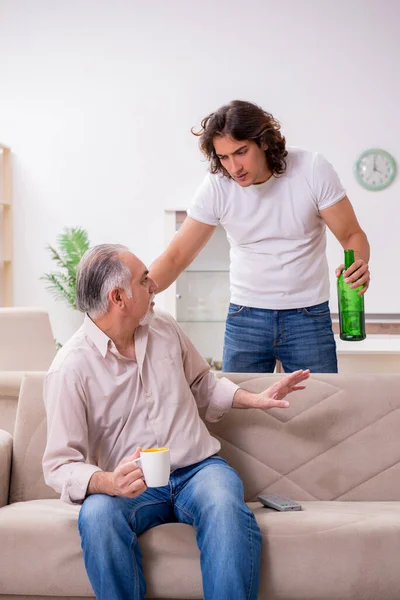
{"left": 0, "top": 144, "right": 12, "bottom": 306}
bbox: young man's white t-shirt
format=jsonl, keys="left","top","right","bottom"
{"left": 187, "top": 147, "right": 346, "bottom": 310}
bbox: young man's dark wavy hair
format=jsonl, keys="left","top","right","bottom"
{"left": 192, "top": 100, "right": 287, "bottom": 178}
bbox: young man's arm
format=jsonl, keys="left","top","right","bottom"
{"left": 149, "top": 217, "right": 215, "bottom": 292}
{"left": 320, "top": 196, "right": 370, "bottom": 295}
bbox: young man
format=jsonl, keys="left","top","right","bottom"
{"left": 149, "top": 100, "right": 370, "bottom": 373}
{"left": 42, "top": 243, "right": 309, "bottom": 600}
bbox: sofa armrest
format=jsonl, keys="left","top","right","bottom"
{"left": 0, "top": 371, "right": 25, "bottom": 435}
{"left": 0, "top": 428, "right": 12, "bottom": 507}
{"left": 0, "top": 371, "right": 26, "bottom": 396}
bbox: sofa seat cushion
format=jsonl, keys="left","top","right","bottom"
{"left": 0, "top": 499, "right": 203, "bottom": 598}
{"left": 1, "top": 499, "right": 400, "bottom": 600}
{"left": 0, "top": 500, "right": 90, "bottom": 597}
{"left": 250, "top": 500, "right": 400, "bottom": 600}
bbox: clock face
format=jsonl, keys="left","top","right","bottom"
{"left": 354, "top": 149, "right": 396, "bottom": 191}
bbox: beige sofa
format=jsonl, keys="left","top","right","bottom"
{"left": 1, "top": 372, "right": 400, "bottom": 600}
{"left": 0, "top": 308, "right": 56, "bottom": 434}
{"left": 0, "top": 371, "right": 23, "bottom": 436}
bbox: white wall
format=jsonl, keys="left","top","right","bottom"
{"left": 0, "top": 0, "right": 399, "bottom": 343}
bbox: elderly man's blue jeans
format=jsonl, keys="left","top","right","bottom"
{"left": 78, "top": 456, "right": 262, "bottom": 600}
{"left": 223, "top": 301, "right": 338, "bottom": 373}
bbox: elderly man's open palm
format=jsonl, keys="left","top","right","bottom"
{"left": 257, "top": 369, "right": 310, "bottom": 409}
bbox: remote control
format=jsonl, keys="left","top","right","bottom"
{"left": 258, "top": 494, "right": 302, "bottom": 511}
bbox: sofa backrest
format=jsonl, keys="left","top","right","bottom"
{"left": 9, "top": 372, "right": 58, "bottom": 503}
{"left": 210, "top": 373, "right": 400, "bottom": 502}
{"left": 9, "top": 372, "right": 400, "bottom": 503}
{"left": 0, "top": 308, "right": 57, "bottom": 371}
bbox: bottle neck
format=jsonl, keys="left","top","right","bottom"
{"left": 344, "top": 249, "right": 355, "bottom": 270}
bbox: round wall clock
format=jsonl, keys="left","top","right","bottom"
{"left": 354, "top": 148, "right": 396, "bottom": 191}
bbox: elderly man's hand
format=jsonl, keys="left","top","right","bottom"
{"left": 258, "top": 369, "right": 310, "bottom": 409}
{"left": 254, "top": 369, "right": 310, "bottom": 409}
{"left": 111, "top": 448, "right": 147, "bottom": 498}
{"left": 232, "top": 370, "right": 310, "bottom": 410}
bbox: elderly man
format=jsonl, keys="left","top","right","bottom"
{"left": 43, "top": 244, "right": 309, "bottom": 600}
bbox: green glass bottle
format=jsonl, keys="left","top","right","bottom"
{"left": 337, "top": 249, "right": 366, "bottom": 341}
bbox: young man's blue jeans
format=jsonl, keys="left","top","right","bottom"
{"left": 78, "top": 456, "right": 262, "bottom": 600}
{"left": 223, "top": 301, "right": 338, "bottom": 373}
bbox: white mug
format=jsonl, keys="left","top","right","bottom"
{"left": 133, "top": 447, "right": 170, "bottom": 487}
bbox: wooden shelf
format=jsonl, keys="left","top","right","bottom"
{"left": 0, "top": 144, "right": 12, "bottom": 306}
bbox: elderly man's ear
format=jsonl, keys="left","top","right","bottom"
{"left": 110, "top": 288, "right": 123, "bottom": 307}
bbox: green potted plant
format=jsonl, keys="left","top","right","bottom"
{"left": 42, "top": 226, "right": 90, "bottom": 310}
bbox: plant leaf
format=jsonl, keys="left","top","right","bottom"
{"left": 42, "top": 226, "right": 90, "bottom": 309}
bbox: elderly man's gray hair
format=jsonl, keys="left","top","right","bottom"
{"left": 76, "top": 244, "right": 132, "bottom": 318}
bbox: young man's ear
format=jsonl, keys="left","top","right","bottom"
{"left": 259, "top": 133, "right": 268, "bottom": 152}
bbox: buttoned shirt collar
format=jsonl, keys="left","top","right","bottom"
{"left": 83, "top": 314, "right": 149, "bottom": 366}
{"left": 83, "top": 314, "right": 110, "bottom": 358}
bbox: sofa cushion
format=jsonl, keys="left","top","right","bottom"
{"left": 9, "top": 374, "right": 59, "bottom": 503}
{"left": 1, "top": 499, "right": 400, "bottom": 600}
{"left": 0, "top": 499, "right": 203, "bottom": 598}
{"left": 208, "top": 374, "right": 400, "bottom": 502}
{"left": 0, "top": 500, "right": 88, "bottom": 597}
{"left": 252, "top": 500, "right": 400, "bottom": 600}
